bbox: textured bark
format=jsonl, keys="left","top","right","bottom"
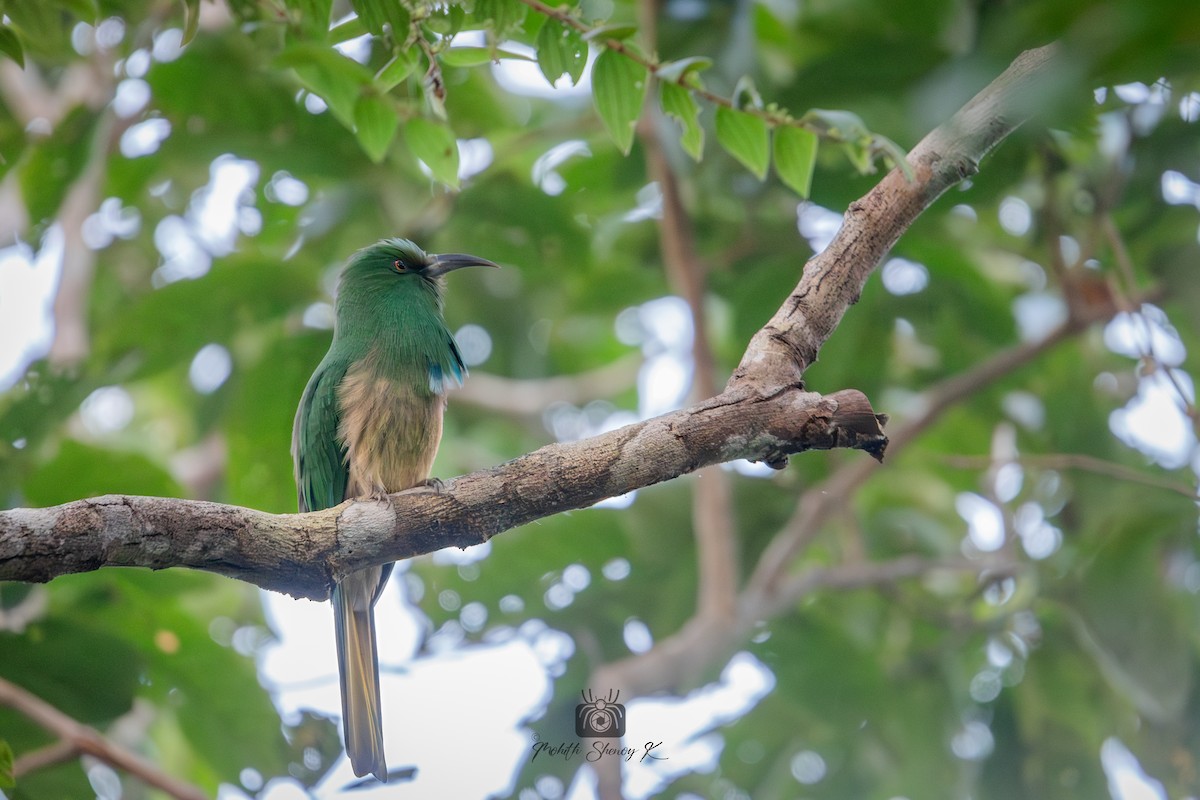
{"left": 0, "top": 387, "right": 885, "bottom": 599}
{"left": 729, "top": 43, "right": 1060, "bottom": 393}
{"left": 0, "top": 44, "right": 1063, "bottom": 602}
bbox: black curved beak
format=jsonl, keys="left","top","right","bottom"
{"left": 424, "top": 253, "right": 501, "bottom": 278}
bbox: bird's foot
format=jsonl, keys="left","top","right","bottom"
{"left": 418, "top": 477, "right": 445, "bottom": 494}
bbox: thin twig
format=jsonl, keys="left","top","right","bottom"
{"left": 941, "top": 452, "right": 1198, "bottom": 499}
{"left": 1101, "top": 213, "right": 1198, "bottom": 426}
{"left": 12, "top": 739, "right": 80, "bottom": 777}
{"left": 1101, "top": 212, "right": 1140, "bottom": 303}
{"left": 770, "top": 555, "right": 1021, "bottom": 616}
{"left": 0, "top": 676, "right": 208, "bottom": 800}
{"left": 589, "top": 318, "right": 1088, "bottom": 698}
{"left": 742, "top": 312, "right": 1089, "bottom": 611}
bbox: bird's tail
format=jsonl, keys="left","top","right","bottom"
{"left": 333, "top": 570, "right": 388, "bottom": 782}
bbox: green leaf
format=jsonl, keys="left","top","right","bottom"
{"left": 93, "top": 254, "right": 313, "bottom": 382}
{"left": 55, "top": 0, "right": 100, "bottom": 22}
{"left": 18, "top": 106, "right": 99, "bottom": 227}
{"left": 0, "top": 619, "right": 143, "bottom": 724}
{"left": 536, "top": 19, "right": 587, "bottom": 86}
{"left": 873, "top": 133, "right": 913, "bottom": 180}
{"left": 405, "top": 116, "right": 459, "bottom": 188}
{"left": 772, "top": 125, "right": 817, "bottom": 197}
{"left": 715, "top": 106, "right": 769, "bottom": 179}
{"left": 731, "top": 74, "right": 763, "bottom": 109}
{"left": 0, "top": 740, "right": 13, "bottom": 791}
{"left": 284, "top": 0, "right": 333, "bottom": 39}
{"left": 349, "top": 0, "right": 410, "bottom": 36}
{"left": 439, "top": 46, "right": 533, "bottom": 68}
{"left": 60, "top": 571, "right": 302, "bottom": 785}
{"left": 842, "top": 141, "right": 872, "bottom": 174}
{"left": 225, "top": 332, "right": 329, "bottom": 514}
{"left": 23, "top": 440, "right": 184, "bottom": 506}
{"left": 802, "top": 107, "right": 870, "bottom": 143}
{"left": 353, "top": 93, "right": 399, "bottom": 162}
{"left": 425, "top": 3, "right": 466, "bottom": 35}
{"left": 0, "top": 26, "right": 24, "bottom": 68}
{"left": 181, "top": 0, "right": 200, "bottom": 44}
{"left": 328, "top": 13, "right": 367, "bottom": 43}
{"left": 376, "top": 48, "right": 417, "bottom": 90}
{"left": 276, "top": 44, "right": 374, "bottom": 127}
{"left": 473, "top": 0, "right": 526, "bottom": 36}
{"left": 592, "top": 49, "right": 648, "bottom": 155}
{"left": 1073, "top": 527, "right": 1193, "bottom": 723}
{"left": 659, "top": 82, "right": 703, "bottom": 161}
{"left": 582, "top": 23, "right": 638, "bottom": 41}
{"left": 655, "top": 56, "right": 712, "bottom": 84}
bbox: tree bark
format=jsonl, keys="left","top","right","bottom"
{"left": 0, "top": 388, "right": 885, "bottom": 599}
{"left": 0, "top": 44, "right": 1061, "bottom": 601}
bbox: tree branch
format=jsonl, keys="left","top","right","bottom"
{"left": 590, "top": 310, "right": 1095, "bottom": 701}
{"left": 729, "top": 43, "right": 1061, "bottom": 394}
{"left": 560, "top": 43, "right": 1070, "bottom": 712}
{"left": 12, "top": 739, "right": 80, "bottom": 777}
{"left": 2, "top": 45, "right": 1062, "bottom": 614}
{"left": 741, "top": 313, "right": 1086, "bottom": 617}
{"left": 0, "top": 676, "right": 207, "bottom": 800}
{"left": 0, "top": 387, "right": 884, "bottom": 599}
{"left": 941, "top": 452, "right": 1199, "bottom": 499}
{"left": 771, "top": 555, "right": 1020, "bottom": 611}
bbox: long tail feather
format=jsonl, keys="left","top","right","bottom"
{"left": 333, "top": 570, "right": 388, "bottom": 781}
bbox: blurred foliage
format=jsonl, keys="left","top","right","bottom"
{"left": 1, "top": 0, "right": 1199, "bottom": 797}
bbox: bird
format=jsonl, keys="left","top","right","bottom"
{"left": 292, "top": 238, "right": 498, "bottom": 781}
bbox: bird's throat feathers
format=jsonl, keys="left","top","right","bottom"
{"left": 332, "top": 255, "right": 459, "bottom": 390}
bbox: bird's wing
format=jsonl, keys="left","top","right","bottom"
{"left": 293, "top": 357, "right": 350, "bottom": 513}
{"left": 427, "top": 330, "right": 468, "bottom": 395}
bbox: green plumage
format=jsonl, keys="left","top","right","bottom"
{"left": 294, "top": 239, "right": 468, "bottom": 514}
{"left": 292, "top": 238, "right": 498, "bottom": 781}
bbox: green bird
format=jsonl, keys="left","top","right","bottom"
{"left": 292, "top": 238, "right": 498, "bottom": 781}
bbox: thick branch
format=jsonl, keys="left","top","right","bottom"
{"left": 0, "top": 387, "right": 885, "bottom": 600}
{"left": 729, "top": 43, "right": 1061, "bottom": 393}
{"left": 593, "top": 314, "right": 1090, "bottom": 704}
{"left": 2, "top": 46, "right": 1063, "bottom": 620}
{"left": 741, "top": 314, "right": 1083, "bottom": 616}
{"left": 592, "top": 286, "right": 1142, "bottom": 713}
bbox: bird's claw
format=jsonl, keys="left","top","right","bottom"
{"left": 419, "top": 477, "right": 446, "bottom": 494}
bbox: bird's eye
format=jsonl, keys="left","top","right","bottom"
{"left": 393, "top": 259, "right": 407, "bottom": 272}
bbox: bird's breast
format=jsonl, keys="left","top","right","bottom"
{"left": 336, "top": 365, "right": 445, "bottom": 499}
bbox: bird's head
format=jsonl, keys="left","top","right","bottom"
{"left": 344, "top": 238, "right": 500, "bottom": 288}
